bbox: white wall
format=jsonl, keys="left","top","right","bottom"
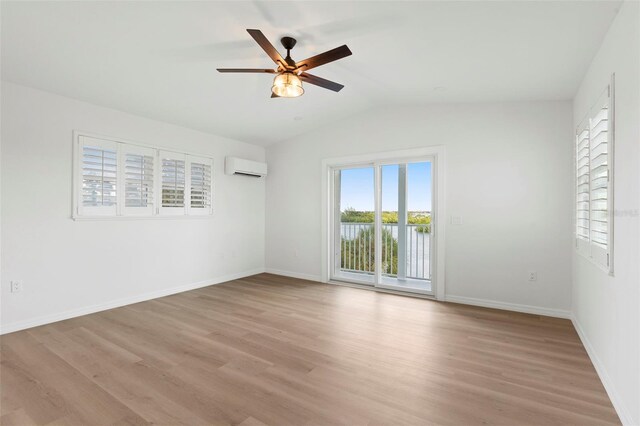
{"left": 572, "top": 2, "right": 640, "bottom": 424}
{"left": 265, "top": 101, "right": 574, "bottom": 316}
{"left": 1, "top": 82, "right": 266, "bottom": 333}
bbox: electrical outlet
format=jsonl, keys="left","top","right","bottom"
{"left": 451, "top": 216, "right": 462, "bottom": 225}
{"left": 528, "top": 272, "right": 537, "bottom": 282}
{"left": 10, "top": 281, "right": 22, "bottom": 293}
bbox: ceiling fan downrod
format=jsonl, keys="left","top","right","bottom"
{"left": 281, "top": 36, "right": 297, "bottom": 68}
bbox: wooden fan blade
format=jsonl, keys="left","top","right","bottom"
{"left": 300, "top": 72, "right": 344, "bottom": 92}
{"left": 271, "top": 92, "right": 279, "bottom": 98}
{"left": 246, "top": 29, "right": 287, "bottom": 67}
{"left": 295, "top": 45, "right": 352, "bottom": 72}
{"left": 217, "top": 68, "right": 276, "bottom": 73}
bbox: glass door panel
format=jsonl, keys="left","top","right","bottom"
{"left": 378, "top": 161, "right": 432, "bottom": 293}
{"left": 333, "top": 166, "right": 375, "bottom": 284}
{"left": 407, "top": 161, "right": 432, "bottom": 282}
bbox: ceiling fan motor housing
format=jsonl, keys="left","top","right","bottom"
{"left": 281, "top": 36, "right": 297, "bottom": 50}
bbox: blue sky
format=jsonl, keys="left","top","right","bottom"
{"left": 340, "top": 162, "right": 432, "bottom": 211}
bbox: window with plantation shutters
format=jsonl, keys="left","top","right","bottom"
{"left": 575, "top": 78, "right": 614, "bottom": 273}
{"left": 160, "top": 152, "right": 186, "bottom": 214}
{"left": 189, "top": 157, "right": 212, "bottom": 215}
{"left": 79, "top": 136, "right": 118, "bottom": 215}
{"left": 123, "top": 145, "right": 155, "bottom": 215}
{"left": 74, "top": 133, "right": 213, "bottom": 219}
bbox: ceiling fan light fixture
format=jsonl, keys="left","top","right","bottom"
{"left": 272, "top": 72, "right": 304, "bottom": 98}
{"left": 218, "top": 30, "right": 351, "bottom": 98}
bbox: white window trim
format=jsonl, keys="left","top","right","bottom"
{"left": 72, "top": 131, "right": 214, "bottom": 220}
{"left": 574, "top": 75, "right": 615, "bottom": 275}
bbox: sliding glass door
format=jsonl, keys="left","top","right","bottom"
{"left": 331, "top": 160, "right": 434, "bottom": 295}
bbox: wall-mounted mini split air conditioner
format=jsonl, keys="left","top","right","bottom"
{"left": 225, "top": 157, "right": 268, "bottom": 178}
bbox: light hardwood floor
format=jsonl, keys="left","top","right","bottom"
{"left": 1, "top": 273, "right": 619, "bottom": 425}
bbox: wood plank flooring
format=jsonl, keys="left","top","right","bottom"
{"left": 1, "top": 273, "right": 619, "bottom": 425}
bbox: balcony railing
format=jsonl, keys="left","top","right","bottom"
{"left": 340, "top": 222, "right": 430, "bottom": 280}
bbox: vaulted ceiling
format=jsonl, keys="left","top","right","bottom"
{"left": 1, "top": 1, "right": 621, "bottom": 146}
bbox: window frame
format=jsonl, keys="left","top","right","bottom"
{"left": 574, "top": 76, "right": 615, "bottom": 275}
{"left": 72, "top": 131, "right": 214, "bottom": 220}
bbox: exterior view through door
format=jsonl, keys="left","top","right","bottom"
{"left": 332, "top": 160, "right": 434, "bottom": 295}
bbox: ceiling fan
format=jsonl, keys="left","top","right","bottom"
{"left": 217, "top": 29, "right": 352, "bottom": 98}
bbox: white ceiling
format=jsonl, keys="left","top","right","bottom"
{"left": 1, "top": 1, "right": 621, "bottom": 146}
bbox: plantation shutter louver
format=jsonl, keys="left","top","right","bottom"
{"left": 188, "top": 156, "right": 213, "bottom": 215}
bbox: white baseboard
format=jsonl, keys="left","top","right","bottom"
{"left": 264, "top": 268, "right": 323, "bottom": 283}
{"left": 445, "top": 295, "right": 572, "bottom": 319}
{"left": 262, "top": 272, "right": 571, "bottom": 320}
{"left": 0, "top": 268, "right": 265, "bottom": 335}
{"left": 572, "top": 315, "right": 635, "bottom": 426}
{"left": 260, "top": 272, "right": 571, "bottom": 319}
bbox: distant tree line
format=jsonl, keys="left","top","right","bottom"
{"left": 341, "top": 208, "right": 431, "bottom": 233}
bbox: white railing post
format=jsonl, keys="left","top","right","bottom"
{"left": 397, "top": 165, "right": 407, "bottom": 280}
{"left": 374, "top": 167, "right": 382, "bottom": 284}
